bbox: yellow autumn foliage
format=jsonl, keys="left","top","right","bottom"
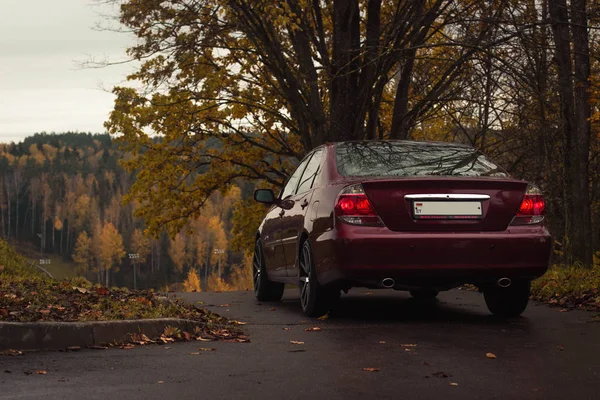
{"left": 182, "top": 269, "right": 202, "bottom": 292}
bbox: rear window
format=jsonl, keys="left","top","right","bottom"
{"left": 336, "top": 142, "right": 508, "bottom": 178}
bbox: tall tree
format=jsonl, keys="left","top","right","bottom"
{"left": 106, "top": 0, "right": 503, "bottom": 236}
{"left": 548, "top": 0, "right": 593, "bottom": 265}
{"left": 72, "top": 231, "right": 94, "bottom": 275}
{"left": 98, "top": 221, "right": 126, "bottom": 286}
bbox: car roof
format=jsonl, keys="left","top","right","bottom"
{"left": 331, "top": 140, "right": 473, "bottom": 149}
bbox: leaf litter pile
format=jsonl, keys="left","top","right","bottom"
{"left": 0, "top": 240, "right": 248, "bottom": 346}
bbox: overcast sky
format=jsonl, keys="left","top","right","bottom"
{"left": 0, "top": 0, "right": 136, "bottom": 143}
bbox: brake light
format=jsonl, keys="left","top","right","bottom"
{"left": 335, "top": 184, "right": 384, "bottom": 226}
{"left": 511, "top": 185, "right": 545, "bottom": 225}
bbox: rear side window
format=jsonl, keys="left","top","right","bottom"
{"left": 296, "top": 149, "right": 323, "bottom": 194}
{"left": 336, "top": 142, "right": 507, "bottom": 178}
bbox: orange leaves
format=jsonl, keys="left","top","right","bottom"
{"left": 94, "top": 287, "right": 109, "bottom": 296}
{"left": 362, "top": 368, "right": 380, "bottom": 372}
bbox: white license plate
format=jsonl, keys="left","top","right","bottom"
{"left": 413, "top": 201, "right": 482, "bottom": 220}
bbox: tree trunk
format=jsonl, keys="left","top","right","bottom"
{"left": 330, "top": 0, "right": 361, "bottom": 142}
{"left": 548, "top": 0, "right": 593, "bottom": 266}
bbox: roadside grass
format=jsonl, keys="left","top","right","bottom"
{"left": 8, "top": 241, "right": 77, "bottom": 280}
{"left": 531, "top": 264, "right": 600, "bottom": 311}
{"left": 0, "top": 239, "right": 246, "bottom": 341}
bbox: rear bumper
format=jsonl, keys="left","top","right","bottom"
{"left": 312, "top": 223, "right": 552, "bottom": 288}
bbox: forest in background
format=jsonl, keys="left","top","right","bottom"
{"left": 0, "top": 132, "right": 253, "bottom": 291}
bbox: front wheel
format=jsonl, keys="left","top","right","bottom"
{"left": 299, "top": 241, "right": 340, "bottom": 317}
{"left": 253, "top": 239, "right": 285, "bottom": 302}
{"left": 484, "top": 281, "right": 530, "bottom": 318}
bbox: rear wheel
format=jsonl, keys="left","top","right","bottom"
{"left": 410, "top": 290, "right": 439, "bottom": 300}
{"left": 484, "top": 281, "right": 530, "bottom": 317}
{"left": 299, "top": 241, "right": 340, "bottom": 317}
{"left": 253, "top": 239, "right": 285, "bottom": 302}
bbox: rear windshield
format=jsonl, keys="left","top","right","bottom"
{"left": 336, "top": 142, "right": 508, "bottom": 178}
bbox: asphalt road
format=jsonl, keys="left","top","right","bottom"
{"left": 1, "top": 289, "right": 599, "bottom": 400}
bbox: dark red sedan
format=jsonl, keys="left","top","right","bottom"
{"left": 253, "top": 141, "right": 551, "bottom": 317}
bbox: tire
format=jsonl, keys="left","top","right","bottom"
{"left": 484, "top": 281, "right": 530, "bottom": 318}
{"left": 410, "top": 290, "right": 439, "bottom": 300}
{"left": 253, "top": 239, "right": 285, "bottom": 302}
{"left": 299, "top": 240, "right": 340, "bottom": 317}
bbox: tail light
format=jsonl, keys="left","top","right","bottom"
{"left": 335, "top": 184, "right": 384, "bottom": 226}
{"left": 511, "top": 185, "right": 545, "bottom": 225}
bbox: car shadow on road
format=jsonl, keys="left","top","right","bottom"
{"left": 278, "top": 290, "right": 531, "bottom": 329}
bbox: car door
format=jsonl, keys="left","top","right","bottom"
{"left": 265, "top": 156, "right": 312, "bottom": 277}
{"left": 282, "top": 149, "right": 324, "bottom": 276}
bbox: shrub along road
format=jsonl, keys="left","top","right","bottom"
{"left": 1, "top": 289, "right": 599, "bottom": 400}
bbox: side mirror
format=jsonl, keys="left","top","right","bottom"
{"left": 254, "top": 189, "right": 276, "bottom": 204}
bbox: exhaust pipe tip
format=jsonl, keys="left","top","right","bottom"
{"left": 497, "top": 277, "right": 512, "bottom": 288}
{"left": 381, "top": 278, "right": 395, "bottom": 288}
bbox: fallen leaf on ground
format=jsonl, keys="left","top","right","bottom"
{"left": 379, "top": 341, "right": 386, "bottom": 344}
{"left": 218, "top": 304, "right": 231, "bottom": 307}
{"left": 400, "top": 344, "right": 417, "bottom": 347}
{"left": 317, "top": 314, "right": 329, "bottom": 321}
{"left": 269, "top": 307, "right": 276, "bottom": 311}
{"left": 232, "top": 320, "right": 248, "bottom": 325}
{"left": 35, "top": 370, "right": 47, "bottom": 375}
{"left": 182, "top": 331, "right": 193, "bottom": 341}
{"left": 119, "top": 344, "right": 135, "bottom": 350}
{"left": 282, "top": 327, "right": 291, "bottom": 331}
{"left": 305, "top": 327, "right": 322, "bottom": 332}
{"left": 486, "top": 352, "right": 497, "bottom": 359}
{"left": 94, "top": 287, "right": 109, "bottom": 296}
{"left": 89, "top": 346, "right": 108, "bottom": 350}
{"left": 188, "top": 352, "right": 201, "bottom": 355}
{"left": 198, "top": 348, "right": 216, "bottom": 352}
{"left": 450, "top": 382, "right": 459, "bottom": 387}
{"left": 73, "top": 287, "right": 88, "bottom": 294}
{"left": 157, "top": 381, "right": 164, "bottom": 384}
{"left": 290, "top": 341, "right": 305, "bottom": 345}
{"left": 66, "top": 346, "right": 81, "bottom": 351}
{"left": 362, "top": 368, "right": 380, "bottom": 372}
{"left": 197, "top": 337, "right": 214, "bottom": 342}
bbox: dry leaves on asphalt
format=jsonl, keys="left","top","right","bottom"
{"left": 198, "top": 348, "right": 216, "bottom": 352}
{"left": 282, "top": 327, "right": 291, "bottom": 331}
{"left": 317, "top": 314, "right": 329, "bottom": 320}
{"left": 400, "top": 344, "right": 417, "bottom": 347}
{"left": 35, "top": 370, "right": 47, "bottom": 375}
{"left": 486, "top": 352, "right": 497, "bottom": 359}
{"left": 305, "top": 327, "right": 322, "bottom": 332}
{"left": 269, "top": 308, "right": 277, "bottom": 311}
{"left": 362, "top": 368, "right": 380, "bottom": 372}
{"left": 290, "top": 341, "right": 305, "bottom": 345}
{"left": 450, "top": 382, "right": 459, "bottom": 387}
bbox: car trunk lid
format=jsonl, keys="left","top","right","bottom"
{"left": 361, "top": 177, "right": 527, "bottom": 232}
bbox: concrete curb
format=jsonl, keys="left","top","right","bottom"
{"left": 0, "top": 318, "right": 204, "bottom": 351}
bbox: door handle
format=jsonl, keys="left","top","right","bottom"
{"left": 301, "top": 199, "right": 309, "bottom": 209}
{"left": 279, "top": 209, "right": 285, "bottom": 218}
